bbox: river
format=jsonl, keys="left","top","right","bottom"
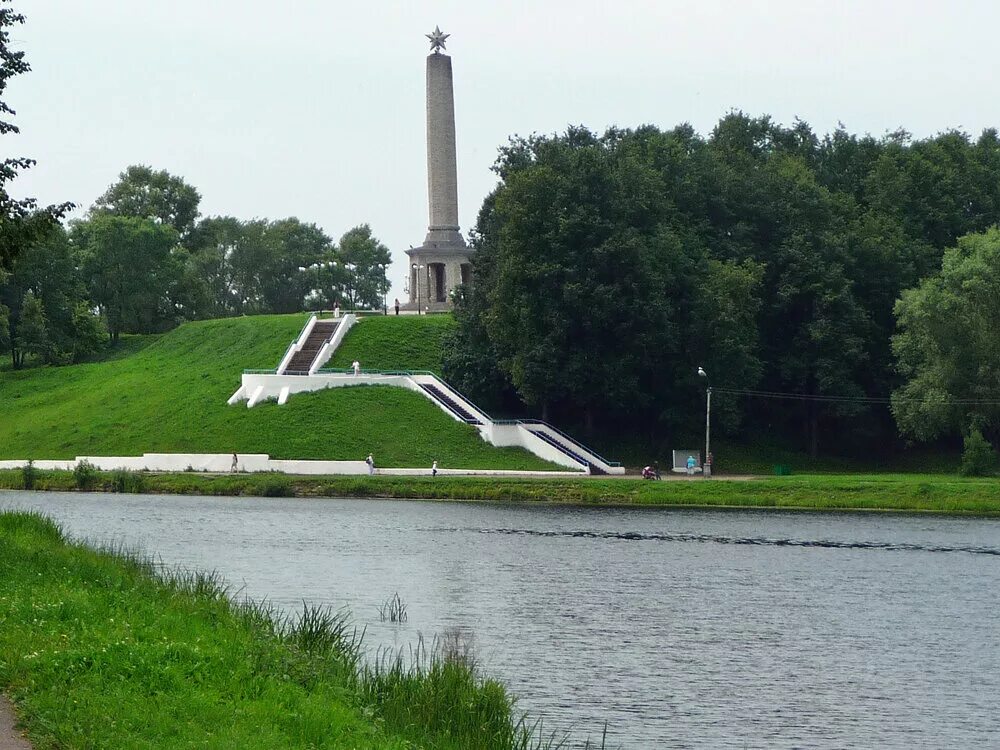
{"left": 3, "top": 491, "right": 999, "bottom": 748}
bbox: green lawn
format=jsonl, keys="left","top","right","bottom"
{"left": 0, "top": 314, "right": 553, "bottom": 469}
{"left": 0, "top": 512, "right": 540, "bottom": 749}
{"left": 4, "top": 471, "right": 999, "bottom": 514}
{"left": 327, "top": 315, "right": 455, "bottom": 373}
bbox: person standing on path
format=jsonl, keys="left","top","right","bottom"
{"left": 686, "top": 455, "right": 696, "bottom": 476}
{"left": 231, "top": 453, "right": 238, "bottom": 473}
{"left": 432, "top": 460, "right": 438, "bottom": 477}
{"left": 366, "top": 453, "right": 374, "bottom": 476}
{"left": 352, "top": 360, "right": 360, "bottom": 376}
{"left": 394, "top": 298, "right": 400, "bottom": 316}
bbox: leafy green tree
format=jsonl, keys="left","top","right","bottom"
{"left": 76, "top": 215, "right": 181, "bottom": 341}
{"left": 0, "top": 217, "right": 90, "bottom": 366}
{"left": 91, "top": 165, "right": 201, "bottom": 241}
{"left": 261, "top": 218, "right": 331, "bottom": 313}
{"left": 14, "top": 289, "right": 48, "bottom": 363}
{"left": 892, "top": 227, "right": 1000, "bottom": 443}
{"left": 338, "top": 224, "right": 391, "bottom": 310}
{"left": 457, "top": 125, "right": 765, "bottom": 435}
{"left": 185, "top": 216, "right": 245, "bottom": 317}
{"left": 960, "top": 429, "right": 996, "bottom": 477}
{"left": 0, "top": 302, "right": 9, "bottom": 352}
{"left": 225, "top": 218, "right": 333, "bottom": 314}
{"left": 0, "top": 1, "right": 72, "bottom": 275}
{"left": 69, "top": 301, "right": 107, "bottom": 362}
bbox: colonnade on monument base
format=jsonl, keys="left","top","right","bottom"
{"left": 406, "top": 255, "right": 473, "bottom": 312}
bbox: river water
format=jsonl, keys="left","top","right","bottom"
{"left": 3, "top": 491, "right": 999, "bottom": 748}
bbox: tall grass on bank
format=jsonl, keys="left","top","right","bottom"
{"left": 3, "top": 468, "right": 1000, "bottom": 514}
{"left": 0, "top": 512, "right": 564, "bottom": 749}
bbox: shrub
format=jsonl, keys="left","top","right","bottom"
{"left": 73, "top": 460, "right": 99, "bottom": 490}
{"left": 110, "top": 469, "right": 145, "bottom": 493}
{"left": 21, "top": 460, "right": 37, "bottom": 490}
{"left": 261, "top": 475, "right": 292, "bottom": 497}
{"left": 960, "top": 430, "right": 996, "bottom": 477}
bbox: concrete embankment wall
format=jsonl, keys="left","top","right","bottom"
{"left": 0, "top": 454, "right": 583, "bottom": 478}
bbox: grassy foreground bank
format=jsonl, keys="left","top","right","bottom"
{"left": 2, "top": 469, "right": 999, "bottom": 513}
{"left": 0, "top": 512, "right": 557, "bottom": 749}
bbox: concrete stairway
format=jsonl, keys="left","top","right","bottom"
{"left": 285, "top": 320, "right": 338, "bottom": 374}
{"left": 525, "top": 428, "right": 591, "bottom": 470}
{"left": 419, "top": 382, "right": 483, "bottom": 424}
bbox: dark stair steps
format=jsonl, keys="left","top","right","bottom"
{"left": 526, "top": 427, "right": 605, "bottom": 473}
{"left": 527, "top": 428, "right": 591, "bottom": 469}
{"left": 285, "top": 320, "right": 338, "bottom": 374}
{"left": 420, "top": 383, "right": 481, "bottom": 424}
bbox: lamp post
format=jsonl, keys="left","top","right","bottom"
{"left": 380, "top": 262, "right": 388, "bottom": 315}
{"left": 411, "top": 263, "right": 424, "bottom": 315}
{"left": 697, "top": 367, "right": 712, "bottom": 478}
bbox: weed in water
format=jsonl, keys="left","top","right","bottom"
{"left": 21, "top": 460, "right": 36, "bottom": 490}
{"left": 110, "top": 468, "right": 145, "bottom": 493}
{"left": 378, "top": 592, "right": 408, "bottom": 623}
{"left": 73, "top": 460, "right": 99, "bottom": 490}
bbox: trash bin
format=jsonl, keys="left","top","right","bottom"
{"left": 773, "top": 464, "right": 792, "bottom": 476}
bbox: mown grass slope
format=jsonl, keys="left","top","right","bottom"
{"left": 0, "top": 314, "right": 553, "bottom": 469}
{"left": 327, "top": 315, "right": 456, "bottom": 373}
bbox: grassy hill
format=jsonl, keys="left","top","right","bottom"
{"left": 0, "top": 314, "right": 554, "bottom": 469}
{"left": 327, "top": 314, "right": 456, "bottom": 373}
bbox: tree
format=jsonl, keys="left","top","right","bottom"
{"left": 14, "top": 289, "right": 48, "bottom": 363}
{"left": 0, "top": 1, "right": 72, "bottom": 275}
{"left": 76, "top": 215, "right": 180, "bottom": 341}
{"left": 91, "top": 165, "right": 201, "bottom": 241}
{"left": 0, "top": 217, "right": 88, "bottom": 366}
{"left": 453, "top": 125, "right": 764, "bottom": 434}
{"left": 261, "top": 218, "right": 331, "bottom": 313}
{"left": 892, "top": 227, "right": 1000, "bottom": 444}
{"left": 338, "top": 224, "right": 390, "bottom": 310}
{"left": 0, "top": 302, "right": 8, "bottom": 352}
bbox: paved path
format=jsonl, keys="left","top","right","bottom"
{"left": 0, "top": 697, "right": 31, "bottom": 750}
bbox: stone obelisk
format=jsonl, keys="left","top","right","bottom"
{"left": 406, "top": 26, "right": 472, "bottom": 312}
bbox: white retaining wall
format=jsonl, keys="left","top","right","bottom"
{"left": 277, "top": 315, "right": 317, "bottom": 373}
{"left": 309, "top": 314, "right": 356, "bottom": 374}
{"left": 0, "top": 454, "right": 583, "bottom": 478}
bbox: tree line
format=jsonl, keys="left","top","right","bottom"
{"left": 0, "top": 164, "right": 391, "bottom": 363}
{"left": 443, "top": 116, "right": 1000, "bottom": 460}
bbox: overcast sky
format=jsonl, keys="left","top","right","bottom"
{"left": 9, "top": 0, "right": 1000, "bottom": 301}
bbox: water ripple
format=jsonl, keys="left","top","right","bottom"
{"left": 432, "top": 527, "right": 1000, "bottom": 556}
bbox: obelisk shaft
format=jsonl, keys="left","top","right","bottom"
{"left": 425, "top": 53, "right": 461, "bottom": 239}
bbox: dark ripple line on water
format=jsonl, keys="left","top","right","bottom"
{"left": 426, "top": 527, "right": 1000, "bottom": 556}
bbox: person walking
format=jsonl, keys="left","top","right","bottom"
{"left": 231, "top": 452, "right": 238, "bottom": 473}
{"left": 365, "top": 453, "right": 374, "bottom": 476}
{"left": 352, "top": 360, "right": 360, "bottom": 376}
{"left": 394, "top": 298, "right": 400, "bottom": 316}
{"left": 334, "top": 302, "right": 341, "bottom": 319}
{"left": 431, "top": 459, "right": 438, "bottom": 477}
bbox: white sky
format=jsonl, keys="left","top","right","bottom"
{"left": 8, "top": 0, "right": 1000, "bottom": 302}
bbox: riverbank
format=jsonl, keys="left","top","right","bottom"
{"left": 0, "top": 511, "right": 554, "bottom": 749}
{"left": 1, "top": 469, "right": 998, "bottom": 514}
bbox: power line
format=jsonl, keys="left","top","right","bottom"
{"left": 713, "top": 387, "right": 1000, "bottom": 406}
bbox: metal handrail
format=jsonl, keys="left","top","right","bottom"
{"left": 275, "top": 340, "right": 298, "bottom": 371}
{"left": 496, "top": 419, "right": 621, "bottom": 467}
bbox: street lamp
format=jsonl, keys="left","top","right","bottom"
{"left": 411, "top": 263, "right": 424, "bottom": 315}
{"left": 380, "top": 262, "right": 388, "bottom": 315}
{"left": 697, "top": 367, "right": 712, "bottom": 478}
